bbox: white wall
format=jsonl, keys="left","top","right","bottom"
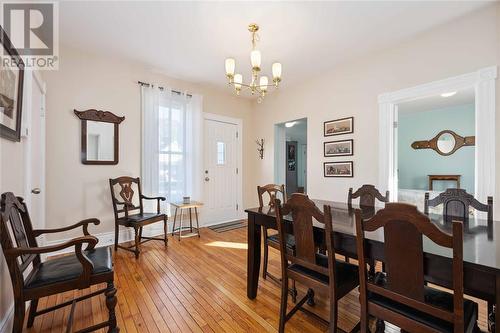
{"left": 42, "top": 44, "right": 254, "bottom": 241}
{"left": 249, "top": 4, "right": 500, "bottom": 215}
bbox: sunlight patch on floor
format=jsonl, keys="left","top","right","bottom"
{"left": 205, "top": 241, "right": 248, "bottom": 249}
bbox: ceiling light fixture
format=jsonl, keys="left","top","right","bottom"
{"left": 225, "top": 23, "right": 282, "bottom": 103}
{"left": 441, "top": 91, "right": 457, "bottom": 98}
{"left": 285, "top": 121, "right": 296, "bottom": 128}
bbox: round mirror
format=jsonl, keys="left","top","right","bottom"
{"left": 436, "top": 132, "right": 456, "bottom": 155}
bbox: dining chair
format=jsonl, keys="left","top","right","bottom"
{"left": 0, "top": 192, "right": 118, "bottom": 333}
{"left": 424, "top": 188, "right": 493, "bottom": 223}
{"left": 348, "top": 184, "right": 389, "bottom": 208}
{"left": 355, "top": 202, "right": 480, "bottom": 333}
{"left": 110, "top": 176, "right": 168, "bottom": 258}
{"left": 275, "top": 193, "right": 360, "bottom": 333}
{"left": 257, "top": 184, "right": 297, "bottom": 302}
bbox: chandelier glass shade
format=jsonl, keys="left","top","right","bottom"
{"left": 224, "top": 23, "right": 282, "bottom": 102}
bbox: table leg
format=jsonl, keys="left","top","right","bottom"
{"left": 247, "top": 213, "right": 261, "bottom": 299}
{"left": 189, "top": 208, "right": 193, "bottom": 232}
{"left": 172, "top": 208, "right": 178, "bottom": 237}
{"left": 195, "top": 207, "right": 200, "bottom": 237}
{"left": 179, "top": 208, "right": 183, "bottom": 241}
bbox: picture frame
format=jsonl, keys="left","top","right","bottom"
{"left": 0, "top": 26, "right": 24, "bottom": 142}
{"left": 324, "top": 161, "right": 353, "bottom": 178}
{"left": 324, "top": 117, "right": 353, "bottom": 137}
{"left": 324, "top": 139, "right": 353, "bottom": 157}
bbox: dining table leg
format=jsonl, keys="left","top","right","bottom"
{"left": 247, "top": 213, "right": 262, "bottom": 299}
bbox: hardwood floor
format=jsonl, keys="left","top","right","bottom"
{"left": 26, "top": 223, "right": 488, "bottom": 332}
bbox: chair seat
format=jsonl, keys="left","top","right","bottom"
{"left": 118, "top": 212, "right": 165, "bottom": 225}
{"left": 369, "top": 273, "right": 478, "bottom": 333}
{"left": 288, "top": 253, "right": 359, "bottom": 296}
{"left": 267, "top": 233, "right": 295, "bottom": 250}
{"left": 25, "top": 247, "right": 113, "bottom": 289}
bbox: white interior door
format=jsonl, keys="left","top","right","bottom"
{"left": 26, "top": 72, "right": 46, "bottom": 233}
{"left": 203, "top": 118, "right": 239, "bottom": 225}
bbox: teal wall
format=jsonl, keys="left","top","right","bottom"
{"left": 398, "top": 104, "right": 475, "bottom": 193}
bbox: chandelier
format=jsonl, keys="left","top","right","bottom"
{"left": 224, "top": 23, "right": 282, "bottom": 103}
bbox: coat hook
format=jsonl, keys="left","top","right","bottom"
{"left": 255, "top": 139, "right": 264, "bottom": 159}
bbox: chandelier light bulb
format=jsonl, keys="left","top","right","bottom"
{"left": 272, "top": 62, "right": 282, "bottom": 81}
{"left": 225, "top": 58, "right": 235, "bottom": 77}
{"left": 234, "top": 73, "right": 243, "bottom": 91}
{"left": 259, "top": 76, "right": 268, "bottom": 92}
{"left": 251, "top": 50, "right": 261, "bottom": 70}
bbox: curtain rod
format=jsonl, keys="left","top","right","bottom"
{"left": 137, "top": 81, "right": 192, "bottom": 98}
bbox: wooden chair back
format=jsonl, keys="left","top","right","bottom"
{"left": 0, "top": 193, "right": 40, "bottom": 285}
{"left": 257, "top": 184, "right": 286, "bottom": 208}
{"left": 356, "top": 203, "right": 465, "bottom": 332}
{"left": 275, "top": 194, "right": 328, "bottom": 274}
{"left": 348, "top": 184, "right": 389, "bottom": 207}
{"left": 109, "top": 176, "right": 144, "bottom": 218}
{"left": 424, "top": 188, "right": 493, "bottom": 223}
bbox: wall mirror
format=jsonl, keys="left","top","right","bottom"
{"left": 74, "top": 109, "right": 125, "bottom": 165}
{"left": 411, "top": 129, "right": 475, "bottom": 156}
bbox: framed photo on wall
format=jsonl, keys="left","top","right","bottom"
{"left": 324, "top": 161, "right": 353, "bottom": 177}
{"left": 0, "top": 26, "right": 25, "bottom": 142}
{"left": 324, "top": 117, "right": 354, "bottom": 136}
{"left": 324, "top": 139, "right": 353, "bottom": 157}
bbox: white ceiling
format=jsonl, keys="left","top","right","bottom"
{"left": 398, "top": 87, "right": 475, "bottom": 114}
{"left": 59, "top": 1, "right": 491, "bottom": 89}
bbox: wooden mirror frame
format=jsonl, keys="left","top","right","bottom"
{"left": 74, "top": 109, "right": 125, "bottom": 165}
{"left": 411, "top": 129, "right": 475, "bottom": 156}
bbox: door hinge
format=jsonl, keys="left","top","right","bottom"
{"left": 393, "top": 121, "right": 398, "bottom": 128}
{"left": 236, "top": 131, "right": 239, "bottom": 139}
{"left": 236, "top": 167, "right": 238, "bottom": 174}
{"left": 236, "top": 203, "right": 239, "bottom": 210}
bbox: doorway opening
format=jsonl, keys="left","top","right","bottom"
{"left": 274, "top": 118, "right": 307, "bottom": 196}
{"left": 396, "top": 88, "right": 475, "bottom": 211}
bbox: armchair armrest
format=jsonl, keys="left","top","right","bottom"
{"left": 33, "top": 218, "right": 100, "bottom": 237}
{"left": 5, "top": 236, "right": 98, "bottom": 289}
{"left": 141, "top": 195, "right": 166, "bottom": 214}
{"left": 141, "top": 195, "right": 166, "bottom": 201}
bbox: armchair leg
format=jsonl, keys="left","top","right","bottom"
{"left": 163, "top": 217, "right": 168, "bottom": 246}
{"left": 27, "top": 299, "right": 39, "bottom": 328}
{"left": 105, "top": 282, "right": 119, "bottom": 333}
{"left": 13, "top": 299, "right": 25, "bottom": 333}
{"left": 114, "top": 224, "right": 119, "bottom": 251}
{"left": 134, "top": 227, "right": 140, "bottom": 259}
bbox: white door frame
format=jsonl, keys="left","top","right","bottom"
{"left": 378, "top": 66, "right": 497, "bottom": 203}
{"left": 23, "top": 70, "right": 47, "bottom": 242}
{"left": 203, "top": 112, "right": 244, "bottom": 222}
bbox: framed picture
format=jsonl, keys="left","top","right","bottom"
{"left": 324, "top": 161, "right": 353, "bottom": 177}
{"left": 324, "top": 139, "right": 353, "bottom": 157}
{"left": 324, "top": 117, "right": 354, "bottom": 137}
{"left": 0, "top": 26, "right": 24, "bottom": 142}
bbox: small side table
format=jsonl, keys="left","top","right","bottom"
{"left": 171, "top": 201, "right": 203, "bottom": 240}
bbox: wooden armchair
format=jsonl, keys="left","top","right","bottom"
{"left": 110, "top": 176, "right": 168, "bottom": 258}
{"left": 0, "top": 192, "right": 118, "bottom": 333}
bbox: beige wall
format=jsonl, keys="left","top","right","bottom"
{"left": 249, "top": 4, "right": 500, "bottom": 215}
{"left": 42, "top": 45, "right": 254, "bottom": 241}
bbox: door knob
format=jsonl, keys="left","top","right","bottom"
{"left": 31, "top": 188, "right": 41, "bottom": 194}
{"left": 204, "top": 177, "right": 210, "bottom": 181}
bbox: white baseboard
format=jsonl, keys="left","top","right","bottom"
{"left": 0, "top": 304, "right": 14, "bottom": 333}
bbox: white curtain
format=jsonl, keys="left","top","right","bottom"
{"left": 141, "top": 85, "right": 203, "bottom": 213}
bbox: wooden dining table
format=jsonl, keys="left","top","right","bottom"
{"left": 245, "top": 199, "right": 499, "bottom": 332}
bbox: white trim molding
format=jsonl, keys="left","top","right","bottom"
{"left": 378, "top": 66, "right": 497, "bottom": 202}
{"left": 0, "top": 304, "right": 14, "bottom": 333}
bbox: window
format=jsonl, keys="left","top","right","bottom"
{"left": 217, "top": 141, "right": 225, "bottom": 165}
{"left": 158, "top": 99, "right": 187, "bottom": 203}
